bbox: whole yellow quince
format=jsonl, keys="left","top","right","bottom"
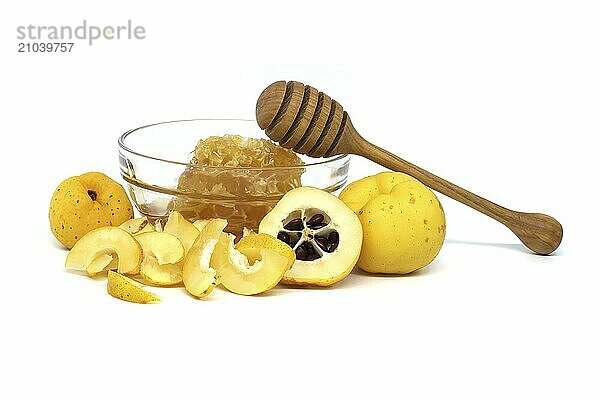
{"left": 339, "top": 172, "right": 445, "bottom": 274}
{"left": 49, "top": 172, "right": 134, "bottom": 249}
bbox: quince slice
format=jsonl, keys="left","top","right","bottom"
{"left": 136, "top": 232, "right": 185, "bottom": 285}
{"left": 65, "top": 226, "right": 143, "bottom": 275}
{"left": 211, "top": 233, "right": 295, "bottom": 295}
{"left": 86, "top": 253, "right": 117, "bottom": 275}
{"left": 164, "top": 211, "right": 199, "bottom": 254}
{"left": 192, "top": 219, "right": 211, "bottom": 232}
{"left": 136, "top": 232, "right": 185, "bottom": 265}
{"left": 107, "top": 270, "right": 161, "bottom": 304}
{"left": 183, "top": 219, "right": 228, "bottom": 298}
{"left": 119, "top": 217, "right": 154, "bottom": 235}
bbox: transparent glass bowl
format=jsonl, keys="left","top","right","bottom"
{"left": 118, "top": 119, "right": 350, "bottom": 237}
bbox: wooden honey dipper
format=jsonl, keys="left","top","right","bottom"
{"left": 256, "top": 80, "right": 563, "bottom": 255}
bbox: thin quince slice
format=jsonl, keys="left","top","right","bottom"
{"left": 140, "top": 259, "right": 183, "bottom": 286}
{"left": 86, "top": 253, "right": 117, "bottom": 275}
{"left": 119, "top": 217, "right": 154, "bottom": 235}
{"left": 65, "top": 226, "right": 143, "bottom": 275}
{"left": 211, "top": 233, "right": 295, "bottom": 295}
{"left": 107, "top": 270, "right": 161, "bottom": 304}
{"left": 164, "top": 211, "right": 199, "bottom": 254}
{"left": 183, "top": 219, "right": 228, "bottom": 298}
{"left": 192, "top": 219, "right": 211, "bottom": 233}
{"left": 136, "top": 232, "right": 185, "bottom": 285}
{"left": 136, "top": 232, "right": 185, "bottom": 264}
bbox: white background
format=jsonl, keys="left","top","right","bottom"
{"left": 1, "top": 1, "right": 598, "bottom": 399}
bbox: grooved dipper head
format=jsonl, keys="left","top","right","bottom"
{"left": 255, "top": 80, "right": 348, "bottom": 158}
{"left": 256, "top": 81, "right": 287, "bottom": 130}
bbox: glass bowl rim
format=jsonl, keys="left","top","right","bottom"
{"left": 118, "top": 118, "right": 349, "bottom": 171}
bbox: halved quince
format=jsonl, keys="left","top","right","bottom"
{"left": 183, "top": 218, "right": 228, "bottom": 298}
{"left": 119, "top": 217, "right": 154, "bottom": 235}
{"left": 107, "top": 270, "right": 161, "bottom": 304}
{"left": 136, "top": 232, "right": 185, "bottom": 285}
{"left": 211, "top": 233, "right": 295, "bottom": 295}
{"left": 164, "top": 211, "right": 199, "bottom": 254}
{"left": 65, "top": 226, "right": 143, "bottom": 275}
{"left": 259, "top": 187, "right": 362, "bottom": 286}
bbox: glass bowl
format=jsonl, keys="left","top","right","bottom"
{"left": 118, "top": 119, "right": 350, "bottom": 237}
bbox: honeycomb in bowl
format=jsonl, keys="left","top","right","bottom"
{"left": 175, "top": 135, "right": 304, "bottom": 237}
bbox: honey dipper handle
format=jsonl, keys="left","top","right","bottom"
{"left": 339, "top": 128, "right": 563, "bottom": 255}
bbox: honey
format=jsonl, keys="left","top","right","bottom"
{"left": 175, "top": 135, "right": 304, "bottom": 237}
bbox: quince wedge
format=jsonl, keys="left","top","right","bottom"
{"left": 164, "top": 211, "right": 200, "bottom": 255}
{"left": 107, "top": 270, "right": 161, "bottom": 304}
{"left": 65, "top": 226, "right": 143, "bottom": 275}
{"left": 136, "top": 232, "right": 185, "bottom": 286}
{"left": 192, "top": 219, "right": 211, "bottom": 233}
{"left": 211, "top": 233, "right": 295, "bottom": 295}
{"left": 182, "top": 218, "right": 228, "bottom": 298}
{"left": 119, "top": 217, "right": 154, "bottom": 236}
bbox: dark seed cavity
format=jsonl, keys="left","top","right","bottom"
{"left": 284, "top": 218, "right": 304, "bottom": 231}
{"left": 279, "top": 210, "right": 339, "bottom": 260}
{"left": 289, "top": 233, "right": 301, "bottom": 248}
{"left": 306, "top": 214, "right": 329, "bottom": 230}
{"left": 295, "top": 242, "right": 319, "bottom": 261}
{"left": 277, "top": 231, "right": 290, "bottom": 244}
{"left": 295, "top": 244, "right": 308, "bottom": 261}
{"left": 87, "top": 190, "right": 97, "bottom": 201}
{"left": 277, "top": 231, "right": 301, "bottom": 248}
{"left": 328, "top": 231, "right": 339, "bottom": 243}
{"left": 306, "top": 214, "right": 324, "bottom": 227}
{"left": 327, "top": 231, "right": 340, "bottom": 252}
{"left": 314, "top": 235, "right": 329, "bottom": 251}
{"left": 305, "top": 242, "right": 320, "bottom": 261}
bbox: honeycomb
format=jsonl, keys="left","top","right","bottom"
{"left": 175, "top": 135, "right": 304, "bottom": 237}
